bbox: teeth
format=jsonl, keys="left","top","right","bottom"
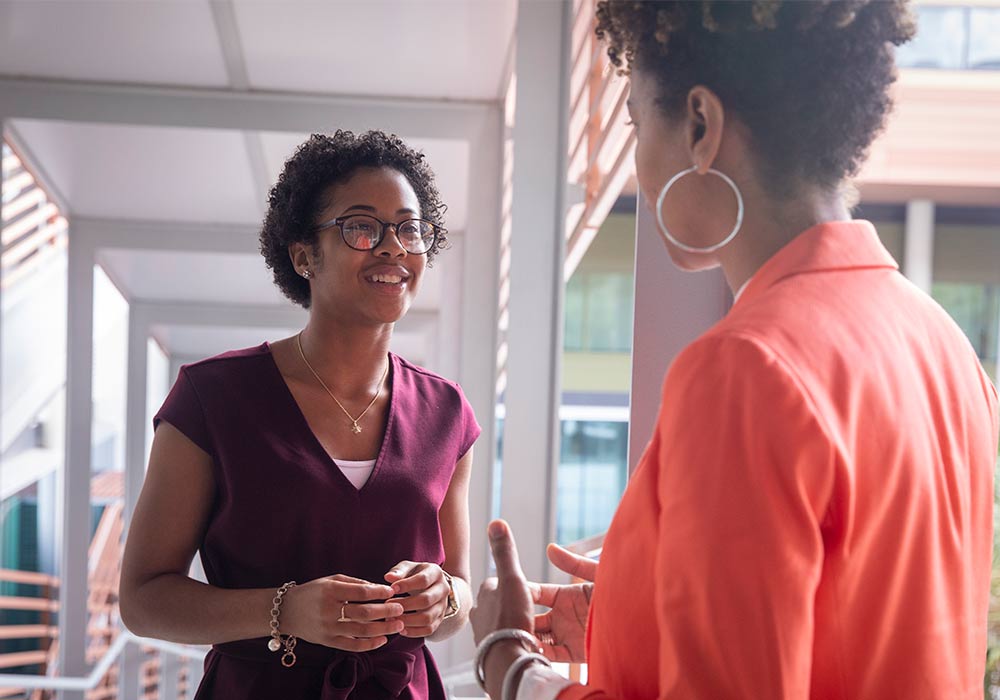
{"left": 370, "top": 273, "right": 403, "bottom": 284}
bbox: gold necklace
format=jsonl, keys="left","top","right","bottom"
{"left": 295, "top": 332, "right": 388, "bottom": 435}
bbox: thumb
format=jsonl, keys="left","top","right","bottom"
{"left": 489, "top": 520, "right": 526, "bottom": 582}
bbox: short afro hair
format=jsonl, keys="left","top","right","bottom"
{"left": 259, "top": 130, "right": 448, "bottom": 308}
{"left": 596, "top": 0, "right": 916, "bottom": 195}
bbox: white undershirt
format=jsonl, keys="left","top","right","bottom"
{"left": 333, "top": 458, "right": 376, "bottom": 490}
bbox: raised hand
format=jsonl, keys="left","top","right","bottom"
{"left": 528, "top": 543, "right": 597, "bottom": 663}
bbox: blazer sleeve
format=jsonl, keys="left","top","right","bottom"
{"left": 558, "top": 332, "right": 837, "bottom": 700}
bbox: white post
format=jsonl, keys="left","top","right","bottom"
{"left": 904, "top": 199, "right": 935, "bottom": 294}
{"left": 500, "top": 0, "right": 572, "bottom": 582}
{"left": 160, "top": 652, "right": 180, "bottom": 700}
{"left": 119, "top": 303, "right": 149, "bottom": 699}
{"left": 124, "top": 304, "right": 149, "bottom": 524}
{"left": 0, "top": 117, "right": 5, "bottom": 506}
{"left": 58, "top": 224, "right": 95, "bottom": 700}
{"left": 628, "top": 195, "right": 730, "bottom": 473}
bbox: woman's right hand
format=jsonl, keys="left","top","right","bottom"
{"left": 280, "top": 574, "right": 406, "bottom": 652}
{"left": 528, "top": 543, "right": 598, "bottom": 663}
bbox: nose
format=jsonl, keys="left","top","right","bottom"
{"left": 375, "top": 224, "right": 407, "bottom": 258}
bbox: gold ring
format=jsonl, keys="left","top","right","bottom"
{"left": 338, "top": 603, "right": 350, "bottom": 622}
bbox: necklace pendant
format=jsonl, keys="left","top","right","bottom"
{"left": 351, "top": 423, "right": 362, "bottom": 435}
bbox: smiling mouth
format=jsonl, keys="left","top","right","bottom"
{"left": 366, "top": 273, "right": 408, "bottom": 285}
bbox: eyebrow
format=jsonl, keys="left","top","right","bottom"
{"left": 342, "top": 204, "right": 418, "bottom": 216}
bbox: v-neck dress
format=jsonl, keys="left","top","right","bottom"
{"left": 152, "top": 343, "right": 481, "bottom": 700}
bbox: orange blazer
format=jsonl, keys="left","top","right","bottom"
{"left": 560, "top": 221, "right": 999, "bottom": 700}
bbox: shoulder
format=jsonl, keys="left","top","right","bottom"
{"left": 665, "top": 328, "right": 820, "bottom": 423}
{"left": 393, "top": 354, "right": 467, "bottom": 400}
{"left": 180, "top": 343, "right": 274, "bottom": 389}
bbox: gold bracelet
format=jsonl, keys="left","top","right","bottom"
{"left": 268, "top": 581, "right": 298, "bottom": 667}
{"left": 442, "top": 570, "right": 460, "bottom": 620}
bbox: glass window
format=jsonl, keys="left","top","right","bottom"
{"left": 563, "top": 272, "right": 635, "bottom": 353}
{"left": 556, "top": 419, "right": 629, "bottom": 544}
{"left": 969, "top": 8, "right": 1000, "bottom": 70}
{"left": 897, "top": 6, "right": 967, "bottom": 69}
{"left": 932, "top": 282, "right": 999, "bottom": 381}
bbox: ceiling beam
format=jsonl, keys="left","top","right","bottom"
{"left": 74, "top": 217, "right": 259, "bottom": 254}
{"left": 0, "top": 78, "right": 492, "bottom": 140}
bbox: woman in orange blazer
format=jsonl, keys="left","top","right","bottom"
{"left": 471, "top": 2, "right": 1000, "bottom": 699}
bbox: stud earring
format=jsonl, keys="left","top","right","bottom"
{"left": 301, "top": 269, "right": 312, "bottom": 280}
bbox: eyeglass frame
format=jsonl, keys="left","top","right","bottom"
{"left": 313, "top": 214, "right": 444, "bottom": 255}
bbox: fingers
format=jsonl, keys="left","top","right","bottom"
{"left": 384, "top": 560, "right": 418, "bottom": 583}
{"left": 546, "top": 543, "right": 598, "bottom": 582}
{"left": 336, "top": 618, "right": 404, "bottom": 639}
{"left": 488, "top": 520, "right": 525, "bottom": 582}
{"left": 389, "top": 563, "right": 443, "bottom": 596}
{"left": 339, "top": 601, "right": 405, "bottom": 622}
{"left": 529, "top": 582, "right": 560, "bottom": 607}
{"left": 533, "top": 610, "right": 553, "bottom": 632}
{"left": 329, "top": 576, "right": 394, "bottom": 602}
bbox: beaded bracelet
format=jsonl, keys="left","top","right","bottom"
{"left": 267, "top": 581, "right": 298, "bottom": 667}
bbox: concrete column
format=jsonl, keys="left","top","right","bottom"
{"left": 499, "top": 0, "right": 572, "bottom": 583}
{"left": 628, "top": 195, "right": 730, "bottom": 473}
{"left": 57, "top": 225, "right": 95, "bottom": 700}
{"left": 903, "top": 199, "right": 935, "bottom": 293}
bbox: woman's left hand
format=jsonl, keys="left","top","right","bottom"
{"left": 470, "top": 520, "right": 535, "bottom": 644}
{"left": 384, "top": 561, "right": 450, "bottom": 637}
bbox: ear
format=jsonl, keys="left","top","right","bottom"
{"left": 685, "top": 86, "right": 725, "bottom": 174}
{"left": 288, "top": 242, "right": 313, "bottom": 275}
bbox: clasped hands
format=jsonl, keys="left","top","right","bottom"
{"left": 281, "top": 561, "right": 451, "bottom": 652}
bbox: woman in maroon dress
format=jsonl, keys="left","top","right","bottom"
{"left": 120, "top": 131, "right": 481, "bottom": 699}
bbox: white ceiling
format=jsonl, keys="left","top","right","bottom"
{"left": 13, "top": 120, "right": 264, "bottom": 224}
{"left": 1, "top": 0, "right": 505, "bottom": 365}
{"left": 0, "top": 0, "right": 516, "bottom": 99}
{"left": 234, "top": 0, "right": 516, "bottom": 100}
{"left": 0, "top": 1, "right": 230, "bottom": 87}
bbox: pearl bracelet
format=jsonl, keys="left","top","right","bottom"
{"left": 268, "top": 581, "right": 298, "bottom": 667}
{"left": 475, "top": 628, "right": 539, "bottom": 690}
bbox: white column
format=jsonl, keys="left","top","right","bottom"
{"left": 160, "top": 652, "right": 180, "bottom": 700}
{"left": 428, "top": 111, "right": 504, "bottom": 673}
{"left": 904, "top": 199, "right": 935, "bottom": 294}
{"left": 0, "top": 117, "right": 5, "bottom": 505}
{"left": 499, "top": 0, "right": 572, "bottom": 583}
{"left": 124, "top": 304, "right": 149, "bottom": 524}
{"left": 119, "top": 303, "right": 149, "bottom": 699}
{"left": 58, "top": 224, "right": 95, "bottom": 700}
{"left": 628, "top": 195, "right": 730, "bottom": 472}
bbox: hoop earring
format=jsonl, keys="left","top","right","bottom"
{"left": 655, "top": 165, "right": 745, "bottom": 254}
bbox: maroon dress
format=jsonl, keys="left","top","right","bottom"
{"left": 152, "top": 343, "right": 481, "bottom": 700}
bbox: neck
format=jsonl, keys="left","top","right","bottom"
{"left": 718, "top": 186, "right": 851, "bottom": 295}
{"left": 298, "top": 315, "right": 392, "bottom": 400}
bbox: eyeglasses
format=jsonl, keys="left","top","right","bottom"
{"left": 314, "top": 214, "right": 442, "bottom": 255}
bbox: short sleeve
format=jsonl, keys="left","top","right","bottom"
{"left": 456, "top": 382, "right": 482, "bottom": 459}
{"left": 153, "top": 366, "right": 215, "bottom": 457}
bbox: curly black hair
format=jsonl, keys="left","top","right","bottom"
{"left": 259, "top": 130, "right": 448, "bottom": 308}
{"left": 596, "top": 0, "right": 916, "bottom": 195}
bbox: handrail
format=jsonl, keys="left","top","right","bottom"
{"left": 0, "top": 631, "right": 207, "bottom": 691}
